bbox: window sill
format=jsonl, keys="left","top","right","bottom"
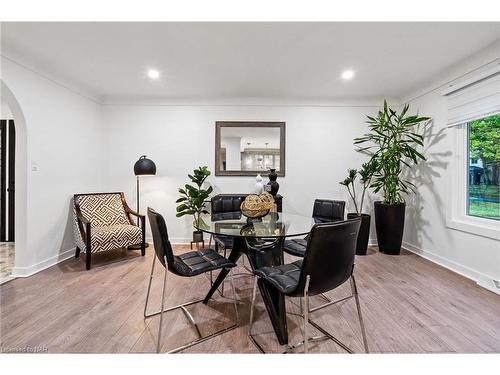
{"left": 446, "top": 215, "right": 500, "bottom": 240}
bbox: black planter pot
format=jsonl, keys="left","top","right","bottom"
{"left": 347, "top": 213, "right": 371, "bottom": 255}
{"left": 192, "top": 230, "right": 204, "bottom": 243}
{"left": 374, "top": 201, "right": 405, "bottom": 255}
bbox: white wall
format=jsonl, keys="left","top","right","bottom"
{"left": 1, "top": 56, "right": 103, "bottom": 276}
{"left": 1, "top": 96, "right": 13, "bottom": 118}
{"left": 401, "top": 43, "right": 500, "bottom": 291}
{"left": 101, "top": 104, "right": 375, "bottom": 242}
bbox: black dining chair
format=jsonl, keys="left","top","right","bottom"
{"left": 209, "top": 195, "right": 244, "bottom": 256}
{"left": 283, "top": 199, "right": 345, "bottom": 258}
{"left": 248, "top": 219, "right": 369, "bottom": 354}
{"left": 144, "top": 208, "right": 239, "bottom": 353}
{"left": 208, "top": 195, "right": 254, "bottom": 294}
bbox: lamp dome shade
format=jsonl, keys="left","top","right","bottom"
{"left": 134, "top": 155, "right": 157, "bottom": 176}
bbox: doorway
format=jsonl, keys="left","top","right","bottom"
{"left": 0, "top": 118, "right": 15, "bottom": 283}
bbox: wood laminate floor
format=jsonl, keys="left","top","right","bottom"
{"left": 0, "top": 245, "right": 499, "bottom": 353}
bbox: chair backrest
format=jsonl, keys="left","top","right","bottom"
{"left": 74, "top": 192, "right": 131, "bottom": 228}
{"left": 147, "top": 207, "right": 176, "bottom": 269}
{"left": 312, "top": 199, "right": 345, "bottom": 222}
{"left": 295, "top": 219, "right": 360, "bottom": 296}
{"left": 211, "top": 194, "right": 245, "bottom": 219}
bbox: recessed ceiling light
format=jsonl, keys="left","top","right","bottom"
{"left": 341, "top": 70, "right": 355, "bottom": 80}
{"left": 147, "top": 69, "right": 160, "bottom": 80}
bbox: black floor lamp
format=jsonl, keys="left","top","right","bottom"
{"left": 131, "top": 155, "right": 156, "bottom": 249}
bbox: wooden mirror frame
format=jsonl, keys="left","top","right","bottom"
{"left": 215, "top": 121, "right": 286, "bottom": 177}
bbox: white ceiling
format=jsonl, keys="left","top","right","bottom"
{"left": 1, "top": 22, "right": 499, "bottom": 102}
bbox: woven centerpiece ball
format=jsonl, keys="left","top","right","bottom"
{"left": 240, "top": 192, "right": 275, "bottom": 219}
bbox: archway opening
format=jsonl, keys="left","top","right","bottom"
{"left": 1, "top": 94, "right": 15, "bottom": 282}
{"left": 1, "top": 80, "right": 27, "bottom": 283}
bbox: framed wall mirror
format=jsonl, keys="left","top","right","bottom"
{"left": 215, "top": 121, "right": 286, "bottom": 177}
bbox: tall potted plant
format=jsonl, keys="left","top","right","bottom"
{"left": 339, "top": 159, "right": 377, "bottom": 255}
{"left": 354, "top": 100, "right": 430, "bottom": 255}
{"left": 176, "top": 166, "right": 213, "bottom": 243}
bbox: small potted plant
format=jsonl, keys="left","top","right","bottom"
{"left": 339, "top": 159, "right": 377, "bottom": 255}
{"left": 176, "top": 166, "right": 213, "bottom": 243}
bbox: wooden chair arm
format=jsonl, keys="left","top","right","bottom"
{"left": 76, "top": 210, "right": 91, "bottom": 225}
{"left": 125, "top": 207, "right": 145, "bottom": 219}
{"left": 123, "top": 201, "right": 146, "bottom": 221}
{"left": 75, "top": 208, "right": 91, "bottom": 249}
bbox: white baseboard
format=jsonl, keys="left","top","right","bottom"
{"left": 11, "top": 248, "right": 76, "bottom": 278}
{"left": 402, "top": 240, "right": 500, "bottom": 295}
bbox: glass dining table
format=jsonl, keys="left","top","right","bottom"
{"left": 196, "top": 211, "right": 315, "bottom": 345}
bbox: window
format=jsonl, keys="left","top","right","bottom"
{"left": 467, "top": 114, "right": 500, "bottom": 221}
{"left": 443, "top": 65, "right": 500, "bottom": 239}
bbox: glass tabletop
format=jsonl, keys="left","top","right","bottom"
{"left": 194, "top": 211, "right": 314, "bottom": 238}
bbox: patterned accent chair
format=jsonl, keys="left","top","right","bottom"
{"left": 73, "top": 192, "right": 145, "bottom": 270}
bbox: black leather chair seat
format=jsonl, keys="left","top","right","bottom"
{"left": 283, "top": 238, "right": 308, "bottom": 257}
{"left": 173, "top": 248, "right": 236, "bottom": 277}
{"left": 254, "top": 260, "right": 303, "bottom": 294}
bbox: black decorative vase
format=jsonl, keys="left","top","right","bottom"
{"left": 267, "top": 168, "right": 280, "bottom": 196}
{"left": 192, "top": 230, "right": 204, "bottom": 243}
{"left": 374, "top": 201, "right": 405, "bottom": 255}
{"left": 347, "top": 213, "right": 371, "bottom": 255}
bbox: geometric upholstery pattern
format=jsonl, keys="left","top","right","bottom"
{"left": 73, "top": 193, "right": 142, "bottom": 254}
{"left": 77, "top": 193, "right": 131, "bottom": 228}
{"left": 90, "top": 224, "right": 142, "bottom": 253}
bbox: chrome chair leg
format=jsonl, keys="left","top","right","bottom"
{"left": 303, "top": 275, "right": 310, "bottom": 354}
{"left": 144, "top": 254, "right": 156, "bottom": 318}
{"left": 248, "top": 277, "right": 258, "bottom": 336}
{"left": 351, "top": 275, "right": 369, "bottom": 353}
{"left": 157, "top": 255, "right": 169, "bottom": 353}
{"left": 209, "top": 235, "right": 213, "bottom": 287}
{"left": 229, "top": 267, "right": 239, "bottom": 324}
{"left": 248, "top": 276, "right": 266, "bottom": 353}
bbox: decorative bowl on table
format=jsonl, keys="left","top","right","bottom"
{"left": 240, "top": 192, "right": 275, "bottom": 220}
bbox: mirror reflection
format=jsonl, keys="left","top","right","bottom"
{"left": 215, "top": 122, "right": 285, "bottom": 176}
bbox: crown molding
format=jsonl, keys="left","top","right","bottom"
{"left": 101, "top": 96, "right": 397, "bottom": 108}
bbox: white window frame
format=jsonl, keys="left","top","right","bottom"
{"left": 446, "top": 120, "right": 500, "bottom": 240}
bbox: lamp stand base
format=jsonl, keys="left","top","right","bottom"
{"left": 128, "top": 243, "right": 149, "bottom": 250}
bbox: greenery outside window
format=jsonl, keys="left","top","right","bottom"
{"left": 467, "top": 114, "right": 500, "bottom": 221}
